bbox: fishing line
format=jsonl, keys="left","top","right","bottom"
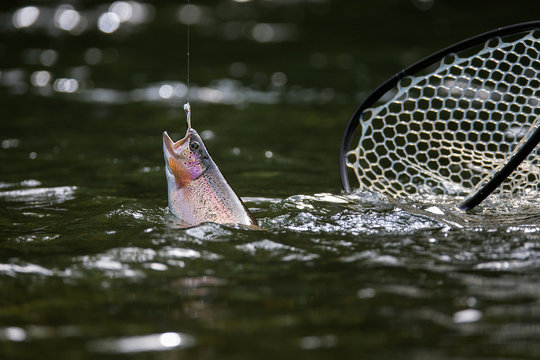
{"left": 186, "top": 0, "right": 190, "bottom": 103}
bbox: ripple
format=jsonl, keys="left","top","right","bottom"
{"left": 266, "top": 193, "right": 445, "bottom": 234}
{"left": 0, "top": 262, "right": 54, "bottom": 277}
{"left": 87, "top": 331, "right": 195, "bottom": 354}
{"left": 474, "top": 260, "right": 540, "bottom": 271}
{"left": 453, "top": 309, "right": 482, "bottom": 324}
{"left": 77, "top": 250, "right": 146, "bottom": 278}
{"left": 236, "top": 239, "right": 318, "bottom": 261}
{"left": 0, "top": 186, "right": 77, "bottom": 205}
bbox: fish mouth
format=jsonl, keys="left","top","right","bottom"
{"left": 163, "top": 129, "right": 202, "bottom": 173}
{"left": 163, "top": 131, "right": 189, "bottom": 158}
{"left": 164, "top": 103, "right": 194, "bottom": 159}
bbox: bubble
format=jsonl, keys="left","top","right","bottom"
{"left": 178, "top": 4, "right": 202, "bottom": 25}
{"left": 173, "top": 83, "right": 188, "bottom": 98}
{"left": 453, "top": 309, "right": 482, "bottom": 324}
{"left": 3, "top": 327, "right": 27, "bottom": 342}
{"left": 159, "top": 332, "right": 182, "bottom": 348}
{"left": 265, "top": 151, "right": 273, "bottom": 158}
{"left": 466, "top": 297, "right": 477, "bottom": 307}
{"left": 54, "top": 5, "right": 81, "bottom": 32}
{"left": 148, "top": 263, "right": 167, "bottom": 271}
{"left": 30, "top": 71, "right": 51, "bottom": 87}
{"left": 98, "top": 12, "right": 120, "bottom": 33}
{"left": 13, "top": 6, "right": 40, "bottom": 29}
{"left": 88, "top": 332, "right": 194, "bottom": 354}
{"left": 299, "top": 335, "right": 337, "bottom": 350}
{"left": 271, "top": 72, "right": 287, "bottom": 87}
{"left": 158, "top": 84, "right": 173, "bottom": 99}
{"left": 201, "top": 130, "right": 215, "bottom": 140}
{"left": 40, "top": 49, "right": 58, "bottom": 67}
{"left": 1, "top": 139, "right": 20, "bottom": 149}
{"left": 127, "top": 2, "right": 152, "bottom": 24}
{"left": 357, "top": 288, "right": 376, "bottom": 299}
{"left": 53, "top": 78, "right": 79, "bottom": 93}
{"left": 84, "top": 48, "right": 103, "bottom": 65}
{"left": 252, "top": 23, "right": 274, "bottom": 43}
{"left": 109, "top": 1, "right": 133, "bottom": 23}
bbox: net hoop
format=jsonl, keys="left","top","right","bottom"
{"left": 339, "top": 21, "right": 540, "bottom": 208}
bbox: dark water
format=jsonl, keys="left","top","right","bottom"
{"left": 2, "top": 1, "right": 540, "bottom": 359}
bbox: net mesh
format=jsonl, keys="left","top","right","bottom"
{"left": 346, "top": 29, "right": 540, "bottom": 199}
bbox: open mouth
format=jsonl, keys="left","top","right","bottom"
{"left": 163, "top": 131, "right": 189, "bottom": 158}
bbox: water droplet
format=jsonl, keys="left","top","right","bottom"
{"left": 149, "top": 263, "right": 167, "bottom": 271}
{"left": 109, "top": 1, "right": 133, "bottom": 23}
{"left": 158, "top": 84, "right": 173, "bottom": 99}
{"left": 159, "top": 332, "right": 181, "bottom": 347}
{"left": 54, "top": 5, "right": 81, "bottom": 32}
{"left": 200, "top": 130, "right": 215, "bottom": 140}
{"left": 271, "top": 72, "right": 287, "bottom": 87}
{"left": 40, "top": 49, "right": 58, "bottom": 67}
{"left": 252, "top": 23, "right": 274, "bottom": 42}
{"left": 178, "top": 4, "right": 202, "bottom": 25}
{"left": 53, "top": 78, "right": 79, "bottom": 93}
{"left": 12, "top": 6, "right": 40, "bottom": 29}
{"left": 3, "top": 327, "right": 27, "bottom": 342}
{"left": 2, "top": 139, "right": 20, "bottom": 149}
{"left": 30, "top": 71, "right": 51, "bottom": 87}
{"left": 98, "top": 12, "right": 120, "bottom": 33}
{"left": 453, "top": 309, "right": 482, "bottom": 324}
{"left": 357, "top": 288, "right": 376, "bottom": 299}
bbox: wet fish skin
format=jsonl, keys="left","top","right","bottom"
{"left": 163, "top": 128, "right": 257, "bottom": 227}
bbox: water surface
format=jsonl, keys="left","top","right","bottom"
{"left": 1, "top": 1, "right": 540, "bottom": 359}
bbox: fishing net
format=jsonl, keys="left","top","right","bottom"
{"left": 343, "top": 27, "right": 540, "bottom": 201}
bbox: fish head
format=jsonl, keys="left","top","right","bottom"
{"left": 163, "top": 128, "right": 211, "bottom": 188}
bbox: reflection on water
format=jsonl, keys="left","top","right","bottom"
{"left": 0, "top": 184, "right": 77, "bottom": 205}
{"left": 2, "top": 1, "right": 540, "bottom": 359}
{"left": 11, "top": 2, "right": 152, "bottom": 34}
{"left": 12, "top": 6, "right": 40, "bottom": 29}
{"left": 2, "top": 180, "right": 540, "bottom": 357}
{"left": 2, "top": 1, "right": 346, "bottom": 106}
{"left": 88, "top": 331, "right": 195, "bottom": 354}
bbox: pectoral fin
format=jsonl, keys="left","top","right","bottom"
{"left": 168, "top": 158, "right": 192, "bottom": 188}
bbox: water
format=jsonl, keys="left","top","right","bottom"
{"left": 2, "top": 1, "right": 540, "bottom": 359}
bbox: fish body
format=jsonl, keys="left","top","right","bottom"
{"left": 163, "top": 105, "right": 257, "bottom": 227}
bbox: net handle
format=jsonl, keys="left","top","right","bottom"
{"left": 339, "top": 20, "right": 540, "bottom": 203}
{"left": 458, "top": 125, "right": 540, "bottom": 211}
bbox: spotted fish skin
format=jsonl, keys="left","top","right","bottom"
{"left": 163, "top": 128, "right": 257, "bottom": 227}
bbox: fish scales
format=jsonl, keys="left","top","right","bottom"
{"left": 163, "top": 104, "right": 257, "bottom": 227}
{"left": 168, "top": 160, "right": 254, "bottom": 225}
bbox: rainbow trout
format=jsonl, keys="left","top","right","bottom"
{"left": 163, "top": 103, "right": 257, "bottom": 227}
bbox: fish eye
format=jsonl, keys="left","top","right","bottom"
{"left": 189, "top": 141, "right": 199, "bottom": 151}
